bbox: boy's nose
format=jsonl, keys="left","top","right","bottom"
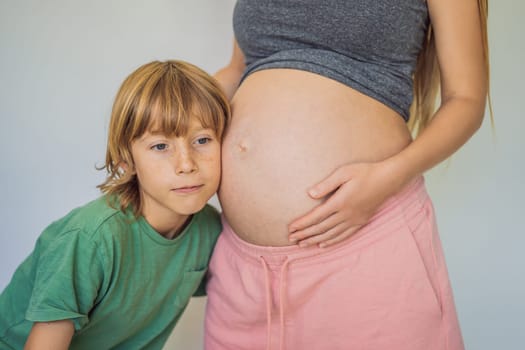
{"left": 175, "top": 150, "right": 198, "bottom": 174}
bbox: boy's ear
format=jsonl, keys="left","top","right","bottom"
{"left": 118, "top": 162, "right": 135, "bottom": 175}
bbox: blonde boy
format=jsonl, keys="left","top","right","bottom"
{"left": 0, "top": 60, "right": 230, "bottom": 349}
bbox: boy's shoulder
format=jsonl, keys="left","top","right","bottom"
{"left": 190, "top": 204, "right": 222, "bottom": 237}
{"left": 196, "top": 203, "right": 220, "bottom": 220}
{"left": 43, "top": 200, "right": 221, "bottom": 247}
{"left": 45, "top": 196, "right": 130, "bottom": 240}
{"left": 183, "top": 204, "right": 222, "bottom": 244}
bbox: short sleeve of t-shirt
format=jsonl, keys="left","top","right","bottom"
{"left": 26, "top": 229, "right": 105, "bottom": 330}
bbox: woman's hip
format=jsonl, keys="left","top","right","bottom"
{"left": 205, "top": 177, "right": 464, "bottom": 349}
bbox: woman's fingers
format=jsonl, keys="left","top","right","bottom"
{"left": 289, "top": 164, "right": 355, "bottom": 233}
{"left": 297, "top": 224, "right": 362, "bottom": 248}
{"left": 318, "top": 225, "right": 363, "bottom": 248}
{"left": 289, "top": 212, "right": 340, "bottom": 242}
{"left": 308, "top": 165, "right": 351, "bottom": 199}
{"left": 288, "top": 197, "right": 339, "bottom": 233}
{"left": 294, "top": 220, "right": 351, "bottom": 248}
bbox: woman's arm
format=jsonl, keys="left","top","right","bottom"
{"left": 289, "top": 0, "right": 488, "bottom": 247}
{"left": 214, "top": 38, "right": 246, "bottom": 100}
{"left": 24, "top": 320, "right": 74, "bottom": 350}
{"left": 386, "top": 0, "right": 488, "bottom": 186}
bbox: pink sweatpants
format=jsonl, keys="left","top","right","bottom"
{"left": 205, "top": 177, "right": 464, "bottom": 350}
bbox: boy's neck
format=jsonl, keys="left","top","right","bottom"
{"left": 162, "top": 215, "right": 193, "bottom": 239}
{"left": 142, "top": 208, "right": 192, "bottom": 239}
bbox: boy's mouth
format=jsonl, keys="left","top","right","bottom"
{"left": 172, "top": 184, "right": 204, "bottom": 194}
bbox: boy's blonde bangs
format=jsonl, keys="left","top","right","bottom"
{"left": 126, "top": 62, "right": 229, "bottom": 141}
{"left": 99, "top": 60, "right": 230, "bottom": 214}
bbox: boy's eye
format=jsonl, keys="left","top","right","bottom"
{"left": 152, "top": 143, "right": 168, "bottom": 151}
{"left": 196, "top": 137, "right": 212, "bottom": 145}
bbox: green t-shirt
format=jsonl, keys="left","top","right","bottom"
{"left": 0, "top": 197, "right": 221, "bottom": 349}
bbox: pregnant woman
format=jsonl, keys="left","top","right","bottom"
{"left": 205, "top": 1, "right": 490, "bottom": 349}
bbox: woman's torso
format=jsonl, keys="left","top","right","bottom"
{"left": 219, "top": 0, "right": 428, "bottom": 246}
{"left": 220, "top": 70, "right": 411, "bottom": 246}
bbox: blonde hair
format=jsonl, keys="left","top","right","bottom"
{"left": 408, "top": 0, "right": 492, "bottom": 135}
{"left": 98, "top": 60, "right": 231, "bottom": 214}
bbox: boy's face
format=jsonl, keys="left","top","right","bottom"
{"left": 130, "top": 119, "right": 221, "bottom": 237}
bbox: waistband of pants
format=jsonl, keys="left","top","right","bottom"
{"left": 220, "top": 176, "right": 429, "bottom": 267}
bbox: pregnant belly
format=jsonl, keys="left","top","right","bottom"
{"left": 219, "top": 69, "right": 411, "bottom": 246}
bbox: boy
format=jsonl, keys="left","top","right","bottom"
{"left": 0, "top": 60, "right": 230, "bottom": 349}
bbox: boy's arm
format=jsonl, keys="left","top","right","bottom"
{"left": 24, "top": 320, "right": 74, "bottom": 350}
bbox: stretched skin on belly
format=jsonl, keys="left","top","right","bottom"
{"left": 219, "top": 69, "right": 411, "bottom": 246}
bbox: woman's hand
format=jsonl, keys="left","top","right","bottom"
{"left": 288, "top": 160, "right": 403, "bottom": 248}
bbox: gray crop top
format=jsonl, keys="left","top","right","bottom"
{"left": 233, "top": 0, "right": 429, "bottom": 121}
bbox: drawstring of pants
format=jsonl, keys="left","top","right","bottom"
{"left": 260, "top": 256, "right": 272, "bottom": 350}
{"left": 259, "top": 256, "right": 290, "bottom": 350}
{"left": 279, "top": 258, "right": 290, "bottom": 350}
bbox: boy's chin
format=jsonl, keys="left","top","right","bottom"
{"left": 176, "top": 200, "right": 209, "bottom": 216}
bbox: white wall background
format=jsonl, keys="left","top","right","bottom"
{"left": 0, "top": 1, "right": 523, "bottom": 349}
